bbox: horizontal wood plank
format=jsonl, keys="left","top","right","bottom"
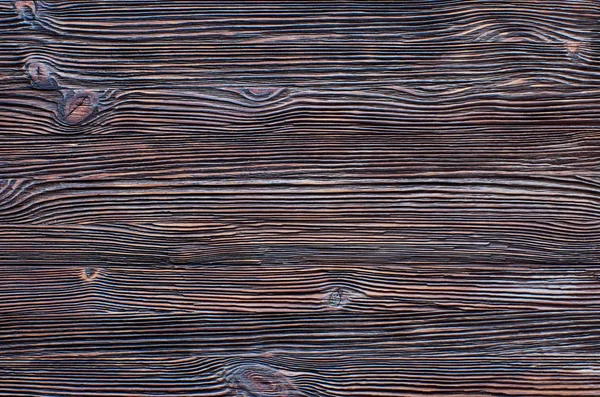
{"left": 2, "top": 40, "right": 598, "bottom": 88}
{"left": 3, "top": 0, "right": 598, "bottom": 44}
{"left": 1, "top": 354, "right": 600, "bottom": 396}
{"left": 2, "top": 311, "right": 600, "bottom": 358}
{"left": 2, "top": 1, "right": 598, "bottom": 90}
{"left": 6, "top": 86, "right": 600, "bottom": 135}
{"left": 1, "top": 86, "right": 600, "bottom": 178}
{"left": 1, "top": 265, "right": 599, "bottom": 314}
{"left": 0, "top": 176, "right": 598, "bottom": 264}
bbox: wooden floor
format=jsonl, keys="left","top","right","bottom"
{"left": 2, "top": 1, "right": 600, "bottom": 396}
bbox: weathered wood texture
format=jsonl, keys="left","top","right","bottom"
{"left": 2, "top": 1, "right": 600, "bottom": 396}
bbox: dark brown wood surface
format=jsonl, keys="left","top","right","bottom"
{"left": 2, "top": 1, "right": 600, "bottom": 396}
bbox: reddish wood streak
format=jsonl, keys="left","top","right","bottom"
{"left": 59, "top": 90, "right": 98, "bottom": 125}
{"left": 226, "top": 364, "right": 297, "bottom": 397}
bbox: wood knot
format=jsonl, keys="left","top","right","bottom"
{"left": 565, "top": 41, "right": 580, "bottom": 54}
{"left": 236, "top": 87, "right": 284, "bottom": 102}
{"left": 25, "top": 61, "right": 57, "bottom": 90}
{"left": 81, "top": 267, "right": 99, "bottom": 282}
{"left": 226, "top": 364, "right": 297, "bottom": 397}
{"left": 60, "top": 90, "right": 98, "bottom": 125}
{"left": 13, "top": 1, "right": 36, "bottom": 22}
{"left": 326, "top": 287, "right": 347, "bottom": 308}
{"left": 565, "top": 41, "right": 586, "bottom": 61}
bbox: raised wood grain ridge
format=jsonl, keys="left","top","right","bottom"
{"left": 2, "top": 1, "right": 600, "bottom": 396}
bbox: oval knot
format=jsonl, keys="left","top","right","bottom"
{"left": 60, "top": 90, "right": 99, "bottom": 125}
{"left": 226, "top": 363, "right": 297, "bottom": 397}
{"left": 25, "top": 61, "right": 57, "bottom": 90}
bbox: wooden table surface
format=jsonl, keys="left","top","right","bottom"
{"left": 2, "top": 1, "right": 600, "bottom": 396}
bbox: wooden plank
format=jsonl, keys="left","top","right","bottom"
{"left": 2, "top": 86, "right": 600, "bottom": 178}
{"left": 3, "top": 0, "right": 598, "bottom": 44}
{"left": 1, "top": 265, "right": 600, "bottom": 314}
{"left": 3, "top": 0, "right": 599, "bottom": 89}
{"left": 2, "top": 131, "right": 600, "bottom": 179}
{"left": 0, "top": 176, "right": 598, "bottom": 264}
{"left": 2, "top": 311, "right": 600, "bottom": 358}
{"left": 1, "top": 355, "right": 599, "bottom": 397}
{"left": 2, "top": 40, "right": 598, "bottom": 88}
{"left": 6, "top": 85, "right": 600, "bottom": 135}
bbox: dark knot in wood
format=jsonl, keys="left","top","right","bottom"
{"left": 81, "top": 267, "right": 99, "bottom": 282}
{"left": 25, "top": 61, "right": 57, "bottom": 90}
{"left": 327, "top": 287, "right": 346, "bottom": 308}
{"left": 227, "top": 363, "right": 297, "bottom": 397}
{"left": 60, "top": 90, "right": 98, "bottom": 125}
{"left": 13, "top": 1, "right": 36, "bottom": 22}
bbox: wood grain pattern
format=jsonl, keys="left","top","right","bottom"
{"left": 3, "top": 355, "right": 600, "bottom": 397}
{"left": 6, "top": 0, "right": 599, "bottom": 43}
{"left": 0, "top": 176, "right": 599, "bottom": 264}
{"left": 2, "top": 1, "right": 600, "bottom": 396}
{"left": 3, "top": 85, "right": 600, "bottom": 178}
{"left": 2, "top": 266, "right": 600, "bottom": 314}
{"left": 4, "top": 40, "right": 600, "bottom": 89}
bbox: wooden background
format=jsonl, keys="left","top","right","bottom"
{"left": 1, "top": 1, "right": 600, "bottom": 396}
